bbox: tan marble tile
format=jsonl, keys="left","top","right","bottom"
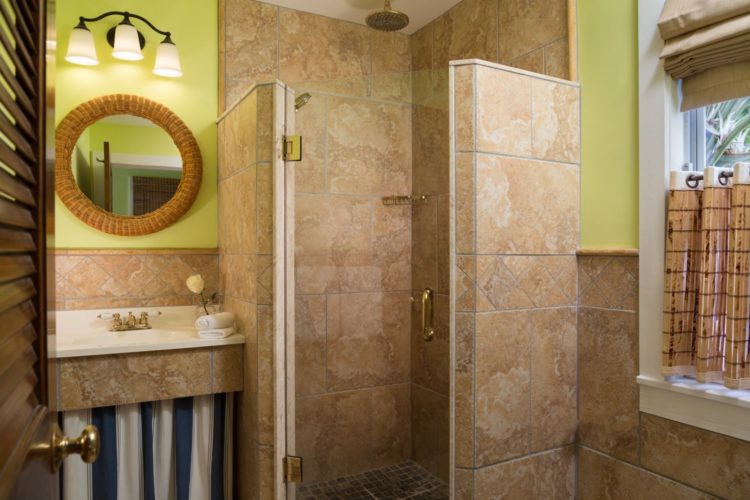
{"left": 640, "top": 414, "right": 750, "bottom": 499}
{"left": 454, "top": 65, "right": 475, "bottom": 152}
{"left": 373, "top": 31, "right": 410, "bottom": 75}
{"left": 476, "top": 255, "right": 577, "bottom": 310}
{"left": 532, "top": 78, "right": 580, "bottom": 163}
{"left": 288, "top": 78, "right": 370, "bottom": 99}
{"left": 474, "top": 446, "right": 576, "bottom": 499}
{"left": 212, "top": 345, "right": 244, "bottom": 393}
{"left": 510, "top": 48, "right": 545, "bottom": 75}
{"left": 475, "top": 65, "right": 532, "bottom": 157}
{"left": 219, "top": 90, "right": 257, "bottom": 180}
{"left": 474, "top": 310, "right": 531, "bottom": 465}
{"left": 225, "top": 0, "right": 278, "bottom": 83}
{"left": 224, "top": 297, "right": 257, "bottom": 342}
{"left": 326, "top": 96, "right": 411, "bottom": 196}
{"left": 411, "top": 24, "right": 433, "bottom": 106}
{"left": 578, "top": 307, "right": 639, "bottom": 464}
{"left": 411, "top": 294, "right": 449, "bottom": 395}
{"left": 455, "top": 312, "right": 475, "bottom": 468}
{"left": 412, "top": 196, "right": 438, "bottom": 292}
{"left": 296, "top": 195, "right": 406, "bottom": 294}
{"left": 221, "top": 253, "right": 256, "bottom": 302}
{"left": 579, "top": 256, "right": 638, "bottom": 311}
{"left": 530, "top": 308, "right": 577, "bottom": 451}
{"left": 256, "top": 163, "right": 273, "bottom": 254}
{"left": 476, "top": 154, "right": 579, "bottom": 255}
{"left": 370, "top": 383, "right": 411, "bottom": 468}
{"left": 279, "top": 8, "right": 370, "bottom": 85}
{"left": 295, "top": 294, "right": 327, "bottom": 397}
{"left": 59, "top": 349, "right": 211, "bottom": 410}
{"left": 432, "top": 0, "right": 498, "bottom": 68}
{"left": 65, "top": 257, "right": 110, "bottom": 297}
{"left": 498, "top": 0, "right": 567, "bottom": 63}
{"left": 258, "top": 444, "right": 275, "bottom": 499}
{"left": 293, "top": 92, "right": 326, "bottom": 193}
{"left": 256, "top": 255, "right": 273, "bottom": 305}
{"left": 218, "top": 165, "right": 257, "bottom": 255}
{"left": 372, "top": 73, "right": 412, "bottom": 104}
{"left": 455, "top": 255, "right": 476, "bottom": 312}
{"left": 454, "top": 468, "right": 474, "bottom": 500}
{"left": 413, "top": 104, "right": 449, "bottom": 196}
{"left": 326, "top": 292, "right": 410, "bottom": 391}
{"left": 224, "top": 80, "right": 252, "bottom": 111}
{"left": 579, "top": 447, "right": 715, "bottom": 500}
{"left": 373, "top": 203, "right": 411, "bottom": 292}
{"left": 255, "top": 86, "right": 274, "bottom": 163}
{"left": 295, "top": 389, "right": 372, "bottom": 482}
{"left": 411, "top": 383, "right": 450, "bottom": 482}
{"left": 455, "top": 153, "right": 475, "bottom": 255}
{"left": 545, "top": 38, "right": 570, "bottom": 80}
{"left": 257, "top": 305, "right": 274, "bottom": 446}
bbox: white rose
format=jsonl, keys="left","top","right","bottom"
{"left": 186, "top": 274, "right": 205, "bottom": 294}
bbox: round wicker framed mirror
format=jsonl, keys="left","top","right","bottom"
{"left": 55, "top": 94, "right": 202, "bottom": 236}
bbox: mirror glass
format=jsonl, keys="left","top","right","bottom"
{"left": 71, "top": 114, "right": 182, "bottom": 216}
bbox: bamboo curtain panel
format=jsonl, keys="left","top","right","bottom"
{"left": 663, "top": 165, "right": 750, "bottom": 389}
{"left": 658, "top": 0, "right": 750, "bottom": 110}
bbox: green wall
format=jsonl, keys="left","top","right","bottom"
{"left": 579, "top": 0, "right": 639, "bottom": 248}
{"left": 55, "top": 0, "right": 217, "bottom": 248}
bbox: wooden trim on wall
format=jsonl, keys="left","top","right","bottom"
{"left": 218, "top": 0, "right": 226, "bottom": 114}
{"left": 53, "top": 248, "right": 218, "bottom": 255}
{"left": 577, "top": 247, "right": 639, "bottom": 257}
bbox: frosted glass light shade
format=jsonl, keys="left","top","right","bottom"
{"left": 153, "top": 41, "right": 182, "bottom": 78}
{"left": 112, "top": 23, "right": 143, "bottom": 61}
{"left": 65, "top": 27, "right": 98, "bottom": 66}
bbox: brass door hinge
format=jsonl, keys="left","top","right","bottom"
{"left": 283, "top": 135, "right": 302, "bottom": 161}
{"left": 283, "top": 455, "right": 303, "bottom": 483}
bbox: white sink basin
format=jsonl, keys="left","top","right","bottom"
{"left": 55, "top": 305, "right": 244, "bottom": 358}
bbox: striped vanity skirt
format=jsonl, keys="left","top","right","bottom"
{"left": 61, "top": 394, "right": 233, "bottom": 500}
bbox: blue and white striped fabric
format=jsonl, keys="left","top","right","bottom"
{"left": 61, "top": 394, "right": 233, "bottom": 500}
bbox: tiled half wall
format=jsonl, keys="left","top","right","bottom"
{"left": 451, "top": 60, "right": 580, "bottom": 498}
{"left": 54, "top": 249, "right": 218, "bottom": 311}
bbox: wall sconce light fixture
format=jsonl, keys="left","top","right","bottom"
{"left": 65, "top": 11, "right": 182, "bottom": 78}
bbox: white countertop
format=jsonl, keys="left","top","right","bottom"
{"left": 55, "top": 305, "right": 244, "bottom": 358}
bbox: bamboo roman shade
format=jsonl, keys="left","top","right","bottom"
{"left": 663, "top": 165, "right": 750, "bottom": 389}
{"left": 659, "top": 0, "right": 750, "bottom": 110}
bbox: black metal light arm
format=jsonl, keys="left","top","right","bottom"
{"left": 77, "top": 11, "right": 172, "bottom": 39}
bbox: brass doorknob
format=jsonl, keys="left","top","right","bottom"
{"left": 51, "top": 423, "right": 100, "bottom": 472}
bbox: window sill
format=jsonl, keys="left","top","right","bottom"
{"left": 637, "top": 375, "right": 750, "bottom": 441}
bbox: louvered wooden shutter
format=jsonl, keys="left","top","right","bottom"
{"left": 0, "top": 0, "right": 49, "bottom": 495}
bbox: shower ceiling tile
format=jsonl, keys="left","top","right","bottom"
{"left": 259, "top": 0, "right": 462, "bottom": 35}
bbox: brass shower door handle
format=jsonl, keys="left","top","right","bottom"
{"left": 422, "top": 287, "right": 434, "bottom": 342}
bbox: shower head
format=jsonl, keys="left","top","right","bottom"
{"left": 366, "top": 0, "right": 409, "bottom": 32}
{"left": 295, "top": 93, "right": 312, "bottom": 110}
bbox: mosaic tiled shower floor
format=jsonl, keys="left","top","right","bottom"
{"left": 297, "top": 461, "right": 449, "bottom": 500}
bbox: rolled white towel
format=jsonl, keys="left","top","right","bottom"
{"left": 197, "top": 327, "right": 235, "bottom": 339}
{"left": 195, "top": 312, "right": 235, "bottom": 331}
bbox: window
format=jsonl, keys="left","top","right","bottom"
{"left": 638, "top": 0, "right": 750, "bottom": 442}
{"left": 685, "top": 97, "right": 750, "bottom": 171}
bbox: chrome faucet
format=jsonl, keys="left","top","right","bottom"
{"left": 98, "top": 311, "right": 158, "bottom": 331}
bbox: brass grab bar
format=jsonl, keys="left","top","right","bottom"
{"left": 422, "top": 288, "right": 434, "bottom": 342}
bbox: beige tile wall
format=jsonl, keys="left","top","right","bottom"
{"left": 222, "top": 0, "right": 572, "bottom": 491}
{"left": 54, "top": 249, "right": 218, "bottom": 311}
{"left": 451, "top": 61, "right": 580, "bottom": 498}
{"left": 577, "top": 255, "right": 750, "bottom": 500}
{"left": 223, "top": 0, "right": 415, "bottom": 485}
{"left": 409, "top": 0, "right": 570, "bottom": 481}
{"left": 217, "top": 82, "right": 276, "bottom": 499}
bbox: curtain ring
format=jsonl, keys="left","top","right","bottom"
{"left": 686, "top": 174, "right": 703, "bottom": 189}
{"left": 719, "top": 171, "right": 733, "bottom": 186}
